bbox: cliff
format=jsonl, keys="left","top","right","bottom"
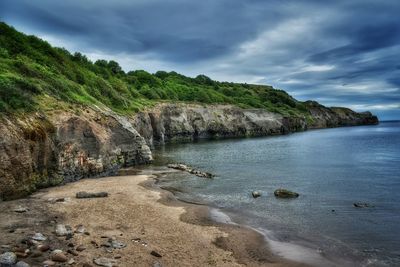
{"left": 0, "top": 103, "right": 377, "bottom": 200}
{"left": 0, "top": 108, "right": 152, "bottom": 200}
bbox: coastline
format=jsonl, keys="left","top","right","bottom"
{"left": 0, "top": 169, "right": 306, "bottom": 267}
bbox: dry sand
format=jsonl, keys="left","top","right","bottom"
{"left": 0, "top": 172, "right": 308, "bottom": 267}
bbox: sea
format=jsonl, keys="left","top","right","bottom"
{"left": 152, "top": 121, "right": 400, "bottom": 267}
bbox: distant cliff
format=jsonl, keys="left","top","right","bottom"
{"left": 132, "top": 103, "right": 378, "bottom": 147}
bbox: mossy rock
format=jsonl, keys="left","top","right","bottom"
{"left": 274, "top": 188, "right": 299, "bottom": 198}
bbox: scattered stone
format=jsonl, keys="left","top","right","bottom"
{"left": 13, "top": 206, "right": 29, "bottom": 213}
{"left": 31, "top": 251, "right": 43, "bottom": 258}
{"left": 90, "top": 241, "right": 99, "bottom": 248}
{"left": 0, "top": 245, "right": 11, "bottom": 249}
{"left": 150, "top": 250, "right": 162, "bottom": 258}
{"left": 75, "top": 225, "right": 85, "bottom": 233}
{"left": 67, "top": 249, "right": 79, "bottom": 256}
{"left": 31, "top": 233, "right": 47, "bottom": 241}
{"left": 76, "top": 245, "right": 86, "bottom": 252}
{"left": 55, "top": 224, "right": 73, "bottom": 237}
{"left": 14, "top": 251, "right": 29, "bottom": 258}
{"left": 83, "top": 263, "right": 93, "bottom": 267}
{"left": 353, "top": 202, "right": 372, "bottom": 208}
{"left": 93, "top": 257, "right": 118, "bottom": 267}
{"left": 67, "top": 243, "right": 74, "bottom": 248}
{"left": 67, "top": 258, "right": 75, "bottom": 265}
{"left": 252, "top": 191, "right": 261, "bottom": 198}
{"left": 167, "top": 163, "right": 213, "bottom": 178}
{"left": 15, "top": 261, "right": 30, "bottom": 267}
{"left": 114, "top": 256, "right": 121, "bottom": 259}
{"left": 153, "top": 261, "right": 163, "bottom": 267}
{"left": 274, "top": 189, "right": 299, "bottom": 198}
{"left": 51, "top": 250, "right": 68, "bottom": 262}
{"left": 0, "top": 252, "right": 17, "bottom": 266}
{"left": 109, "top": 239, "right": 126, "bottom": 249}
{"left": 76, "top": 191, "right": 108, "bottom": 199}
{"left": 42, "top": 260, "right": 56, "bottom": 266}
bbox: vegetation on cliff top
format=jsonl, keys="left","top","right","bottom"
{"left": 0, "top": 22, "right": 309, "bottom": 116}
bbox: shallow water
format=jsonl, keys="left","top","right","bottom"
{"left": 153, "top": 121, "right": 400, "bottom": 266}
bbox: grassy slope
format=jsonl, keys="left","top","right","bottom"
{"left": 0, "top": 22, "right": 310, "bottom": 117}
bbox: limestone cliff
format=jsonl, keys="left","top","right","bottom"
{"left": 0, "top": 103, "right": 378, "bottom": 200}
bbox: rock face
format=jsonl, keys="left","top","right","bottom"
{"left": 133, "top": 103, "right": 307, "bottom": 147}
{"left": 305, "top": 101, "right": 379, "bottom": 128}
{"left": 0, "top": 102, "right": 378, "bottom": 200}
{"left": 133, "top": 103, "right": 378, "bottom": 147}
{"left": 0, "top": 108, "right": 152, "bottom": 200}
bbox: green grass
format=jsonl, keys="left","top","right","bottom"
{"left": 0, "top": 22, "right": 311, "bottom": 117}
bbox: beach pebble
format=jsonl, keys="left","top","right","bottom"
{"left": 153, "top": 261, "right": 163, "bottom": 267}
{"left": 150, "top": 250, "right": 162, "bottom": 258}
{"left": 67, "top": 249, "right": 79, "bottom": 256}
{"left": 68, "top": 258, "right": 75, "bottom": 265}
{"left": 37, "top": 244, "right": 50, "bottom": 252}
{"left": 51, "top": 251, "right": 68, "bottom": 262}
{"left": 42, "top": 260, "right": 56, "bottom": 266}
{"left": 0, "top": 252, "right": 17, "bottom": 266}
{"left": 31, "top": 233, "right": 47, "bottom": 241}
{"left": 15, "top": 261, "right": 30, "bottom": 267}
{"left": 75, "top": 224, "right": 85, "bottom": 233}
{"left": 13, "top": 206, "right": 29, "bottom": 213}
{"left": 76, "top": 245, "right": 86, "bottom": 252}
{"left": 55, "top": 224, "right": 73, "bottom": 236}
{"left": 93, "top": 257, "right": 117, "bottom": 267}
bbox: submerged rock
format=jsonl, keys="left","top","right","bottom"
{"left": 353, "top": 202, "right": 372, "bottom": 208}
{"left": 167, "top": 163, "right": 213, "bottom": 178}
{"left": 274, "top": 189, "right": 299, "bottom": 198}
{"left": 76, "top": 191, "right": 108, "bottom": 198}
{"left": 252, "top": 191, "right": 261, "bottom": 198}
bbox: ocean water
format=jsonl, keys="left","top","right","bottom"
{"left": 152, "top": 121, "right": 400, "bottom": 266}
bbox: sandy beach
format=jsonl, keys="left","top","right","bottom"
{"left": 0, "top": 170, "right": 307, "bottom": 267}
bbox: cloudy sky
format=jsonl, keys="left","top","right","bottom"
{"left": 1, "top": 0, "right": 399, "bottom": 119}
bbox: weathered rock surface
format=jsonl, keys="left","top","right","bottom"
{"left": 305, "top": 101, "right": 379, "bottom": 129}
{"left": 274, "top": 189, "right": 299, "bottom": 198}
{"left": 0, "top": 108, "right": 152, "bottom": 200}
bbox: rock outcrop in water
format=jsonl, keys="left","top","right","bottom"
{"left": 0, "top": 102, "right": 377, "bottom": 200}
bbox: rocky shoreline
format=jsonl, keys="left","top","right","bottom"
{"left": 0, "top": 103, "right": 378, "bottom": 200}
{"left": 0, "top": 169, "right": 308, "bottom": 267}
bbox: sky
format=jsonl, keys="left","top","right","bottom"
{"left": 1, "top": 0, "right": 399, "bottom": 120}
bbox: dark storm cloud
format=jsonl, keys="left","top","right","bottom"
{"left": 1, "top": 0, "right": 399, "bottom": 119}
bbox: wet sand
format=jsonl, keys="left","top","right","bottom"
{"left": 0, "top": 172, "right": 308, "bottom": 267}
